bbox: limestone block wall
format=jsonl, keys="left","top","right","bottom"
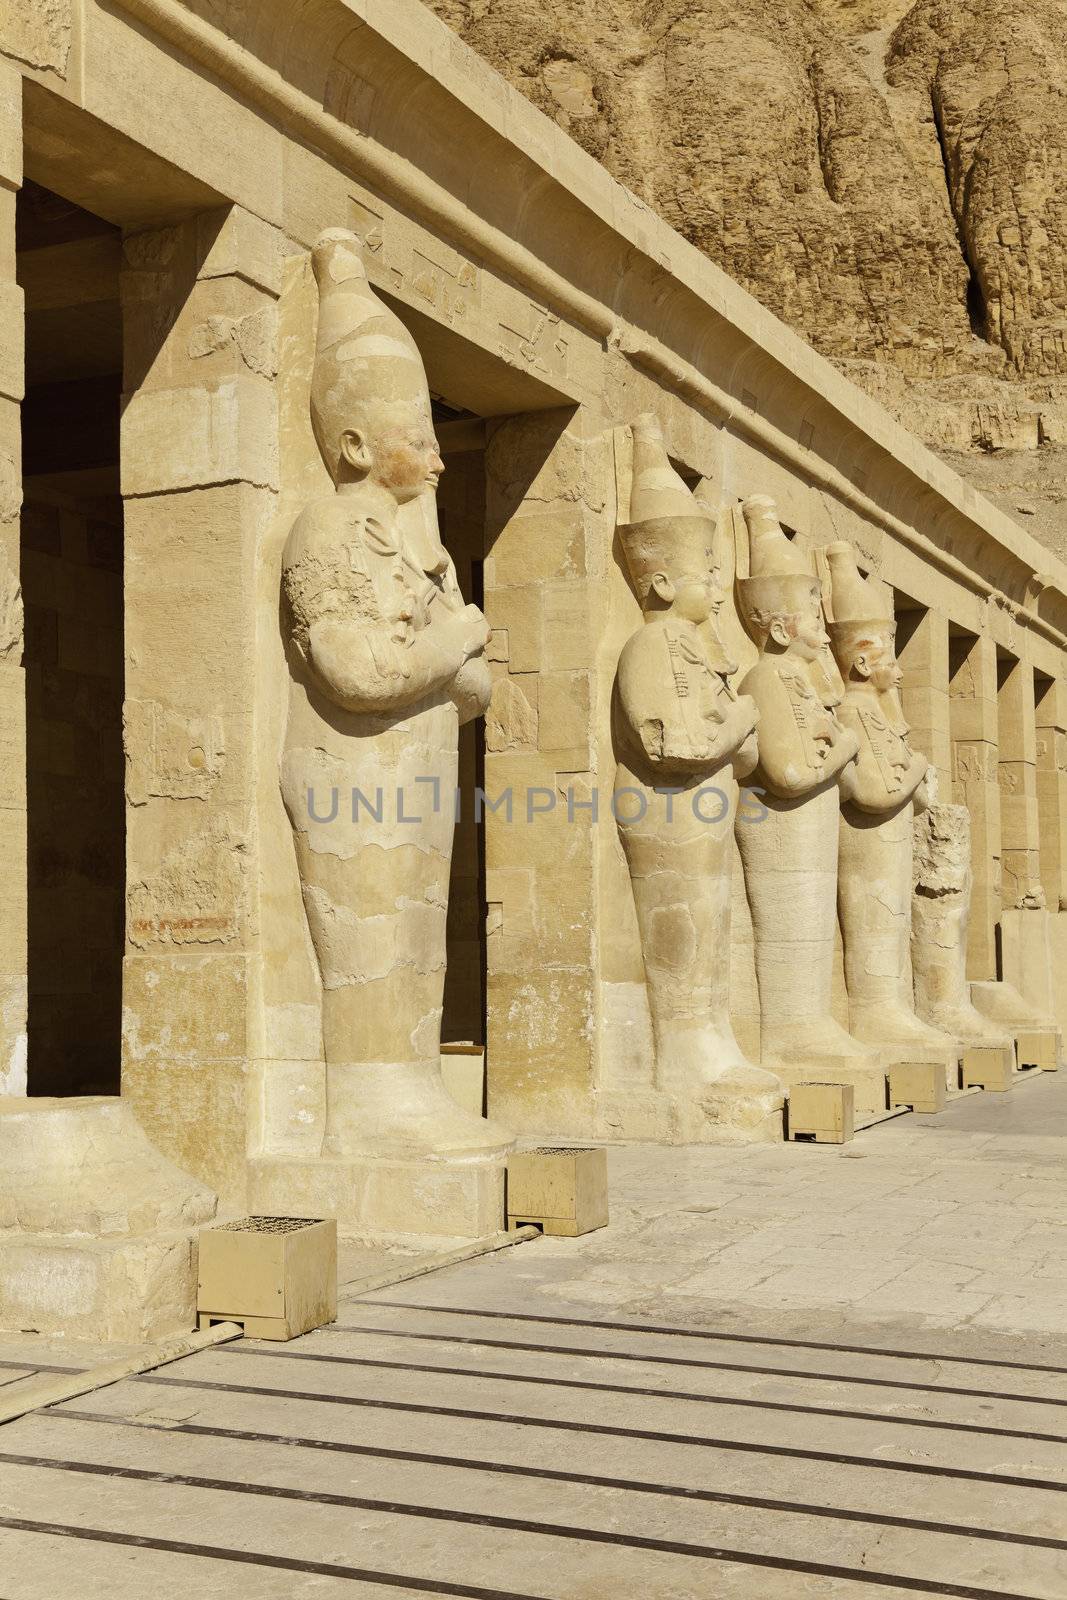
{"left": 949, "top": 633, "right": 1001, "bottom": 979}
{"left": 998, "top": 652, "right": 1042, "bottom": 909}
{"left": 1035, "top": 677, "right": 1067, "bottom": 912}
{"left": 481, "top": 408, "right": 615, "bottom": 1134}
{"left": 897, "top": 605, "right": 951, "bottom": 800}
{"left": 119, "top": 206, "right": 282, "bottom": 1201}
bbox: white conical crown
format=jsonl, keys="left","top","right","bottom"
{"left": 310, "top": 228, "right": 431, "bottom": 483}
{"left": 618, "top": 414, "right": 715, "bottom": 603}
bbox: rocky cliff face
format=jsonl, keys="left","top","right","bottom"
{"left": 429, "top": 0, "right": 1067, "bottom": 556}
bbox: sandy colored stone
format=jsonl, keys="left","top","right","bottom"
{"left": 737, "top": 503, "right": 882, "bottom": 1100}
{"left": 430, "top": 0, "right": 1067, "bottom": 536}
{"left": 828, "top": 541, "right": 959, "bottom": 1071}
{"left": 611, "top": 416, "right": 781, "bottom": 1140}
{"left": 278, "top": 228, "right": 510, "bottom": 1173}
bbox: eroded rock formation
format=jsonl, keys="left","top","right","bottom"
{"left": 429, "top": 0, "right": 1067, "bottom": 532}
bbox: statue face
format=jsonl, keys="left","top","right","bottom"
{"left": 787, "top": 590, "right": 829, "bottom": 662}
{"left": 648, "top": 559, "right": 722, "bottom": 623}
{"left": 859, "top": 636, "right": 902, "bottom": 693}
{"left": 340, "top": 401, "right": 444, "bottom": 504}
{"left": 671, "top": 571, "right": 722, "bottom": 624}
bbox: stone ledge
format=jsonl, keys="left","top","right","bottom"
{"left": 248, "top": 1154, "right": 506, "bottom": 1239}
{"left": 0, "top": 1228, "right": 199, "bottom": 1342}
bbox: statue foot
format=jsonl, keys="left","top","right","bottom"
{"left": 970, "top": 980, "right": 1059, "bottom": 1032}
{"left": 653, "top": 1027, "right": 776, "bottom": 1093}
{"left": 0, "top": 1096, "right": 217, "bottom": 1237}
{"left": 919, "top": 1005, "right": 1011, "bottom": 1050}
{"left": 323, "top": 1062, "right": 513, "bottom": 1161}
{"left": 760, "top": 1016, "right": 881, "bottom": 1072}
{"left": 850, "top": 1007, "right": 958, "bottom": 1054}
{"left": 652, "top": 1031, "right": 784, "bottom": 1140}
{"left": 693, "top": 1061, "right": 785, "bottom": 1110}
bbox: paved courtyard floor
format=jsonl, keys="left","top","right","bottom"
{"left": 0, "top": 1070, "right": 1064, "bottom": 1597}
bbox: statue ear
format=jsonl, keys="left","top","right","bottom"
{"left": 339, "top": 428, "right": 373, "bottom": 473}
{"left": 768, "top": 616, "right": 792, "bottom": 648}
{"left": 853, "top": 651, "right": 873, "bottom": 680}
{"left": 649, "top": 572, "right": 675, "bottom": 604}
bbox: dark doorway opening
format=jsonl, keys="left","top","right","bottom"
{"left": 17, "top": 180, "right": 124, "bottom": 1094}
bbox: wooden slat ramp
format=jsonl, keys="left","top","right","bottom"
{"left": 0, "top": 1289, "right": 1064, "bottom": 1599}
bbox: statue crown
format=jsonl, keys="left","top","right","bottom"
{"left": 824, "top": 541, "right": 893, "bottom": 624}
{"left": 736, "top": 495, "right": 820, "bottom": 630}
{"left": 618, "top": 414, "right": 716, "bottom": 601}
{"left": 825, "top": 542, "right": 895, "bottom": 665}
{"left": 310, "top": 228, "right": 431, "bottom": 482}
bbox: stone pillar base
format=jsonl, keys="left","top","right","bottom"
{"left": 247, "top": 1155, "right": 506, "bottom": 1239}
{"left": 0, "top": 1230, "right": 201, "bottom": 1342}
{"left": 595, "top": 1088, "right": 783, "bottom": 1144}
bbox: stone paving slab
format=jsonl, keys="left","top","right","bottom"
{"left": 0, "top": 1072, "right": 1064, "bottom": 1596}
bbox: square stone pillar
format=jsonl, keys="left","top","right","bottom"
{"left": 1035, "top": 676, "right": 1067, "bottom": 913}
{"left": 120, "top": 207, "right": 281, "bottom": 1201}
{"left": 949, "top": 632, "right": 1000, "bottom": 979}
{"left": 482, "top": 408, "right": 612, "bottom": 1135}
{"left": 997, "top": 651, "right": 1042, "bottom": 909}
{"left": 896, "top": 605, "right": 950, "bottom": 797}
{"left": 0, "top": 64, "right": 26, "bottom": 1093}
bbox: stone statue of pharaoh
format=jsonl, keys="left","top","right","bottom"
{"left": 736, "top": 499, "right": 883, "bottom": 1099}
{"left": 613, "top": 416, "right": 783, "bottom": 1139}
{"left": 912, "top": 802, "right": 1014, "bottom": 1050}
{"left": 826, "top": 541, "right": 959, "bottom": 1068}
{"left": 280, "top": 228, "right": 509, "bottom": 1159}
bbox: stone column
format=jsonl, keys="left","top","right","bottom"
{"left": 0, "top": 64, "right": 25, "bottom": 1093}
{"left": 481, "top": 408, "right": 612, "bottom": 1135}
{"left": 119, "top": 206, "right": 281, "bottom": 1201}
{"left": 949, "top": 632, "right": 1000, "bottom": 979}
{"left": 997, "top": 651, "right": 1042, "bottom": 909}
{"left": 1035, "top": 676, "right": 1067, "bottom": 914}
{"left": 896, "top": 605, "right": 950, "bottom": 798}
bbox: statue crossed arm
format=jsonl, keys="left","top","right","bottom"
{"left": 742, "top": 656, "right": 857, "bottom": 800}
{"left": 836, "top": 700, "right": 928, "bottom": 814}
{"left": 282, "top": 500, "right": 490, "bottom": 718}
{"left": 614, "top": 622, "right": 757, "bottom": 776}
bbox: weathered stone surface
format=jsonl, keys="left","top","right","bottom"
{"left": 431, "top": 0, "right": 1067, "bottom": 521}
{"left": 0, "top": 0, "right": 72, "bottom": 78}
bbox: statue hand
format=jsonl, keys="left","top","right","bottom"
{"left": 441, "top": 604, "right": 491, "bottom": 661}
{"left": 832, "top": 725, "right": 860, "bottom": 762}
{"left": 735, "top": 694, "right": 760, "bottom": 741}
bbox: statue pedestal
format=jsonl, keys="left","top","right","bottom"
{"left": 596, "top": 1086, "right": 782, "bottom": 1145}
{"left": 247, "top": 1153, "right": 506, "bottom": 1239}
{"left": 0, "top": 1097, "right": 216, "bottom": 1341}
{"left": 0, "top": 1230, "right": 205, "bottom": 1342}
{"left": 757, "top": 1055, "right": 887, "bottom": 1118}
{"left": 859, "top": 1039, "right": 960, "bottom": 1092}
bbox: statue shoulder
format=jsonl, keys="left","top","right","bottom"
{"left": 836, "top": 695, "right": 867, "bottom": 735}
{"left": 282, "top": 495, "right": 354, "bottom": 568}
{"left": 617, "top": 619, "right": 666, "bottom": 670}
{"left": 741, "top": 654, "right": 788, "bottom": 701}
